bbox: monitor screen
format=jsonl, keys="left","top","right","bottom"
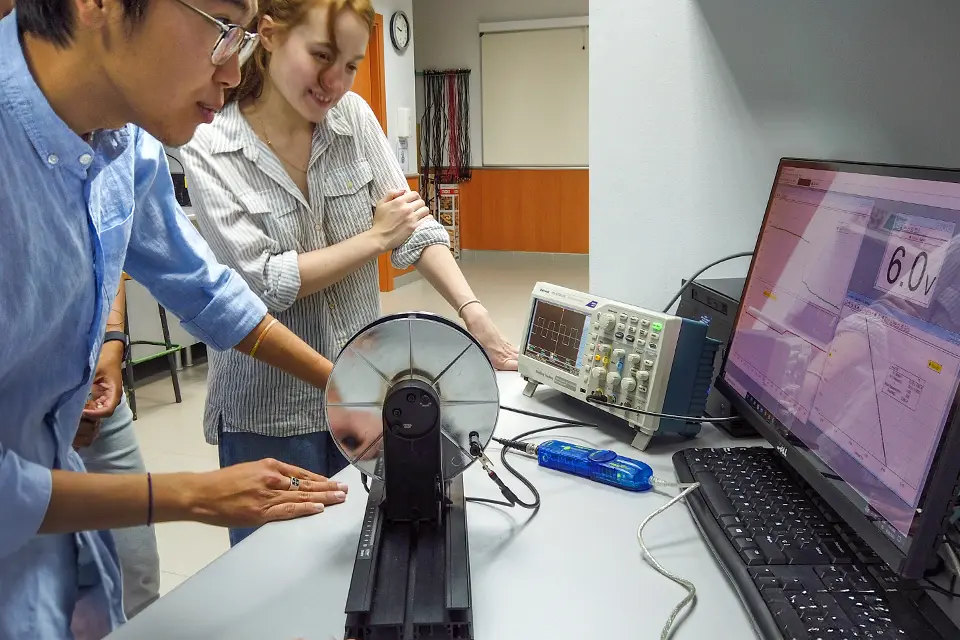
{"left": 722, "top": 160, "right": 960, "bottom": 553}
{"left": 523, "top": 299, "right": 592, "bottom": 376}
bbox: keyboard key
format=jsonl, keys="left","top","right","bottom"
{"left": 756, "top": 577, "right": 782, "bottom": 591}
{"left": 754, "top": 534, "right": 787, "bottom": 565}
{"left": 822, "top": 540, "right": 853, "bottom": 564}
{"left": 768, "top": 601, "right": 810, "bottom": 640}
{"left": 740, "top": 547, "right": 766, "bottom": 565}
{"left": 749, "top": 567, "right": 777, "bottom": 581}
{"left": 719, "top": 515, "right": 742, "bottom": 528}
{"left": 782, "top": 578, "right": 805, "bottom": 592}
{"left": 867, "top": 565, "right": 904, "bottom": 590}
{"left": 693, "top": 472, "right": 737, "bottom": 517}
{"left": 733, "top": 537, "right": 759, "bottom": 555}
{"left": 843, "top": 569, "right": 876, "bottom": 593}
{"left": 725, "top": 525, "right": 750, "bottom": 539}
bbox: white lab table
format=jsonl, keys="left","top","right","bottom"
{"left": 107, "top": 372, "right": 763, "bottom": 640}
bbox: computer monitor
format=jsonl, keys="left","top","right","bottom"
{"left": 715, "top": 158, "right": 960, "bottom": 578}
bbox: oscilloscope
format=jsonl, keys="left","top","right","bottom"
{"left": 518, "top": 282, "right": 721, "bottom": 450}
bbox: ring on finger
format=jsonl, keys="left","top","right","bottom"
{"left": 288, "top": 476, "right": 301, "bottom": 491}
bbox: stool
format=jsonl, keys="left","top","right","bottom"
{"left": 122, "top": 295, "right": 183, "bottom": 421}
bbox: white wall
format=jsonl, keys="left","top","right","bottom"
{"left": 376, "top": 0, "right": 418, "bottom": 175}
{"left": 590, "top": 0, "right": 960, "bottom": 312}
{"left": 412, "top": 0, "right": 588, "bottom": 166}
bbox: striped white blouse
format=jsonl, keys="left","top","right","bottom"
{"left": 180, "top": 92, "right": 449, "bottom": 443}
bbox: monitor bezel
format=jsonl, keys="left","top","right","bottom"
{"left": 714, "top": 157, "right": 960, "bottom": 578}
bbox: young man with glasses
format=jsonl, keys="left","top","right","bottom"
{"left": 0, "top": 1, "right": 355, "bottom": 638}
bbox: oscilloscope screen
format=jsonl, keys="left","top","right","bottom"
{"left": 523, "top": 300, "right": 590, "bottom": 375}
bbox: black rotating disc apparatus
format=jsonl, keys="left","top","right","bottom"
{"left": 325, "top": 312, "right": 499, "bottom": 640}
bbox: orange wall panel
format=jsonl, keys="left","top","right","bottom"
{"left": 458, "top": 172, "right": 483, "bottom": 249}
{"left": 559, "top": 170, "right": 589, "bottom": 253}
{"left": 459, "top": 169, "right": 588, "bottom": 253}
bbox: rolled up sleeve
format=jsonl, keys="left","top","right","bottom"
{"left": 179, "top": 138, "right": 302, "bottom": 312}
{"left": 0, "top": 444, "right": 52, "bottom": 559}
{"left": 392, "top": 222, "right": 450, "bottom": 269}
{"left": 123, "top": 128, "right": 267, "bottom": 351}
{"left": 350, "top": 93, "right": 450, "bottom": 270}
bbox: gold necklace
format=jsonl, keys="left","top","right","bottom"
{"left": 257, "top": 115, "right": 309, "bottom": 174}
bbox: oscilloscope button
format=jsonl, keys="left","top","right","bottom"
{"left": 615, "top": 332, "right": 625, "bottom": 339}
{"left": 641, "top": 319, "right": 650, "bottom": 327}
{"left": 625, "top": 336, "right": 635, "bottom": 343}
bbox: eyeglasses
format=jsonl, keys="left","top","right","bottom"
{"left": 173, "top": 0, "right": 260, "bottom": 66}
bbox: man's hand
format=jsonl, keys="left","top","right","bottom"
{"left": 82, "top": 341, "right": 125, "bottom": 422}
{"left": 169, "top": 458, "right": 349, "bottom": 527}
{"left": 461, "top": 303, "right": 519, "bottom": 371}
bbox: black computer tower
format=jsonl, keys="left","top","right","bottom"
{"left": 676, "top": 277, "right": 756, "bottom": 437}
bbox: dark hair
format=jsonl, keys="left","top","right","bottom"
{"left": 16, "top": 0, "right": 148, "bottom": 48}
{"left": 226, "top": 0, "right": 374, "bottom": 105}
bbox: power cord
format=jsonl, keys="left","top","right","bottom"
{"left": 661, "top": 251, "right": 754, "bottom": 313}
{"left": 501, "top": 400, "right": 740, "bottom": 426}
{"left": 584, "top": 397, "right": 743, "bottom": 424}
{"left": 165, "top": 152, "right": 186, "bottom": 173}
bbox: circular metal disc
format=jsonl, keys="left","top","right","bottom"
{"left": 324, "top": 312, "right": 499, "bottom": 481}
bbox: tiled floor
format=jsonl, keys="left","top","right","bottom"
{"left": 129, "top": 251, "right": 588, "bottom": 597}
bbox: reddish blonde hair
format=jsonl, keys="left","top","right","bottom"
{"left": 227, "top": 0, "right": 375, "bottom": 105}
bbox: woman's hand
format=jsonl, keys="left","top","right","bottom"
{"left": 172, "top": 458, "right": 349, "bottom": 527}
{"left": 372, "top": 189, "right": 431, "bottom": 251}
{"left": 461, "top": 304, "right": 519, "bottom": 371}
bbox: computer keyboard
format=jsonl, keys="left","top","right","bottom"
{"left": 673, "top": 447, "right": 952, "bottom": 640}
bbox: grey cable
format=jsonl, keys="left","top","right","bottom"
{"left": 641, "top": 478, "right": 702, "bottom": 639}
{"left": 661, "top": 251, "right": 754, "bottom": 313}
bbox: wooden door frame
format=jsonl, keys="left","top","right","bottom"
{"left": 369, "top": 14, "right": 387, "bottom": 135}
{"left": 367, "top": 14, "right": 399, "bottom": 292}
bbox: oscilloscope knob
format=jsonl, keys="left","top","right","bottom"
{"left": 600, "top": 313, "right": 616, "bottom": 331}
{"left": 605, "top": 372, "right": 622, "bottom": 389}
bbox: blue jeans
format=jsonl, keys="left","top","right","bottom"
{"left": 78, "top": 394, "right": 161, "bottom": 619}
{"left": 217, "top": 427, "right": 349, "bottom": 546}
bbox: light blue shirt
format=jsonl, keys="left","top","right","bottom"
{"left": 0, "top": 12, "right": 268, "bottom": 639}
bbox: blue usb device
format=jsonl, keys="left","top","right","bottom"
{"left": 535, "top": 440, "right": 654, "bottom": 491}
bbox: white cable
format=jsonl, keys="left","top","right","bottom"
{"left": 640, "top": 478, "right": 702, "bottom": 640}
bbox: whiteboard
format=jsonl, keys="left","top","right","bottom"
{"left": 481, "top": 27, "right": 589, "bottom": 167}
